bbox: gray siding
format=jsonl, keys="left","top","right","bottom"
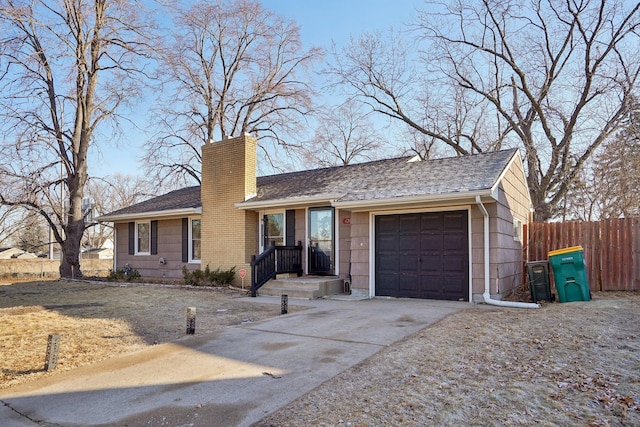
{"left": 115, "top": 218, "right": 200, "bottom": 280}
{"left": 349, "top": 211, "right": 370, "bottom": 297}
{"left": 490, "top": 159, "right": 532, "bottom": 296}
{"left": 337, "top": 209, "right": 351, "bottom": 280}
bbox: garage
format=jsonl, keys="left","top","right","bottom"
{"left": 375, "top": 211, "right": 469, "bottom": 300}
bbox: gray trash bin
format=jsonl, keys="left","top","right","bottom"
{"left": 526, "top": 261, "right": 553, "bottom": 303}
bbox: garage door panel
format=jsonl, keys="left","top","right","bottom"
{"left": 377, "top": 235, "right": 399, "bottom": 252}
{"left": 443, "top": 256, "right": 466, "bottom": 273}
{"left": 443, "top": 212, "right": 466, "bottom": 230}
{"left": 377, "top": 273, "right": 398, "bottom": 293}
{"left": 376, "top": 211, "right": 469, "bottom": 300}
{"left": 377, "top": 254, "right": 399, "bottom": 272}
{"left": 421, "top": 214, "right": 441, "bottom": 231}
{"left": 399, "top": 255, "right": 419, "bottom": 272}
{"left": 420, "top": 234, "right": 442, "bottom": 250}
{"left": 441, "top": 276, "right": 467, "bottom": 298}
{"left": 421, "top": 256, "right": 442, "bottom": 273}
{"left": 398, "top": 274, "right": 419, "bottom": 293}
{"left": 443, "top": 234, "right": 466, "bottom": 251}
{"left": 399, "top": 215, "right": 420, "bottom": 232}
{"left": 399, "top": 234, "right": 420, "bottom": 252}
{"left": 377, "top": 215, "right": 398, "bottom": 233}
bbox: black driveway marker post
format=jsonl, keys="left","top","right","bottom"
{"left": 186, "top": 307, "right": 196, "bottom": 334}
{"left": 281, "top": 294, "right": 288, "bottom": 315}
{"left": 44, "top": 334, "right": 60, "bottom": 371}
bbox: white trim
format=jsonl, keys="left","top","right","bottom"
{"left": 113, "top": 223, "right": 117, "bottom": 271}
{"left": 468, "top": 208, "right": 474, "bottom": 302}
{"left": 188, "top": 218, "right": 202, "bottom": 264}
{"left": 236, "top": 194, "right": 344, "bottom": 210}
{"left": 369, "top": 212, "right": 375, "bottom": 298}
{"left": 304, "top": 207, "right": 309, "bottom": 274}
{"left": 368, "top": 205, "right": 473, "bottom": 302}
{"left": 334, "top": 208, "right": 340, "bottom": 276}
{"left": 333, "top": 190, "right": 492, "bottom": 210}
{"left": 238, "top": 191, "right": 495, "bottom": 212}
{"left": 476, "top": 195, "right": 539, "bottom": 309}
{"left": 307, "top": 206, "right": 336, "bottom": 275}
{"left": 489, "top": 150, "right": 532, "bottom": 208}
{"left": 259, "top": 210, "right": 285, "bottom": 252}
{"left": 98, "top": 207, "right": 201, "bottom": 222}
{"left": 135, "top": 221, "right": 151, "bottom": 256}
{"left": 513, "top": 217, "right": 523, "bottom": 242}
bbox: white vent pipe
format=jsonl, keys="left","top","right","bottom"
{"left": 476, "top": 196, "right": 540, "bottom": 309}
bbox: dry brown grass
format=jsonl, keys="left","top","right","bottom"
{"left": 257, "top": 292, "right": 640, "bottom": 427}
{"left": 0, "top": 279, "right": 296, "bottom": 389}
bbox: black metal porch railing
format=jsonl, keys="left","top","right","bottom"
{"left": 250, "top": 241, "right": 303, "bottom": 297}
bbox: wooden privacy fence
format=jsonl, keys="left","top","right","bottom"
{"left": 527, "top": 218, "right": 640, "bottom": 291}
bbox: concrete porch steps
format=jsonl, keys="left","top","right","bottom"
{"left": 258, "top": 276, "right": 345, "bottom": 299}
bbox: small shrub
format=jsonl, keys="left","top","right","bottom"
{"left": 182, "top": 266, "right": 205, "bottom": 286}
{"left": 209, "top": 266, "right": 236, "bottom": 285}
{"left": 182, "top": 265, "right": 235, "bottom": 287}
{"left": 108, "top": 266, "right": 141, "bottom": 282}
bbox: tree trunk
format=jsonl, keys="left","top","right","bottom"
{"left": 59, "top": 220, "right": 84, "bottom": 279}
{"left": 59, "top": 179, "right": 86, "bottom": 278}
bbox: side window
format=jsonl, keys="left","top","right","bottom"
{"left": 190, "top": 219, "right": 201, "bottom": 262}
{"left": 513, "top": 217, "right": 523, "bottom": 242}
{"left": 136, "top": 222, "right": 150, "bottom": 254}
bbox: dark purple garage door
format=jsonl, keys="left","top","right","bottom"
{"left": 375, "top": 211, "right": 469, "bottom": 300}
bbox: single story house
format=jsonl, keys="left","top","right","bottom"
{"left": 99, "top": 134, "right": 532, "bottom": 302}
{"left": 0, "top": 247, "right": 38, "bottom": 259}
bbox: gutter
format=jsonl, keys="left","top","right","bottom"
{"left": 236, "top": 193, "right": 345, "bottom": 210}
{"left": 475, "top": 196, "right": 540, "bottom": 309}
{"left": 334, "top": 190, "right": 494, "bottom": 210}
{"left": 96, "top": 207, "right": 202, "bottom": 222}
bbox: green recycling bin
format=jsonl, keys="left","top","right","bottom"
{"left": 548, "top": 246, "right": 590, "bottom": 303}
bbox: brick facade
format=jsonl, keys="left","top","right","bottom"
{"left": 201, "top": 134, "right": 258, "bottom": 286}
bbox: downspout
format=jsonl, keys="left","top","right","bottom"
{"left": 476, "top": 196, "right": 540, "bottom": 309}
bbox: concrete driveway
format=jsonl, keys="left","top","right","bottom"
{"left": 0, "top": 296, "right": 467, "bottom": 427}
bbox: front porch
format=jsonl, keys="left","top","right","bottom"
{"left": 257, "top": 275, "right": 347, "bottom": 299}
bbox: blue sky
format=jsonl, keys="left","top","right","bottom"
{"left": 91, "top": 0, "right": 423, "bottom": 178}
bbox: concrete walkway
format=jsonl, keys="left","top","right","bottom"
{"left": 0, "top": 296, "right": 468, "bottom": 427}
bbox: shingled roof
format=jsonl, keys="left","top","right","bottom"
{"left": 243, "top": 149, "right": 518, "bottom": 207}
{"left": 99, "top": 149, "right": 519, "bottom": 220}
{"left": 99, "top": 186, "right": 201, "bottom": 220}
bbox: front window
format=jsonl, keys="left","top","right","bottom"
{"left": 136, "top": 222, "right": 150, "bottom": 254}
{"left": 190, "top": 219, "right": 201, "bottom": 262}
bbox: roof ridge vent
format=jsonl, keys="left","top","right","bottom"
{"left": 407, "top": 155, "right": 422, "bottom": 163}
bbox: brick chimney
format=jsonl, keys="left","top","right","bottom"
{"left": 201, "top": 134, "right": 258, "bottom": 285}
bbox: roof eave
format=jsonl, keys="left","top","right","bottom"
{"left": 97, "top": 207, "right": 202, "bottom": 222}
{"left": 332, "top": 190, "right": 495, "bottom": 210}
{"left": 236, "top": 193, "right": 345, "bottom": 210}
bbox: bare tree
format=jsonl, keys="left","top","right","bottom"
{"left": 143, "top": 0, "right": 321, "bottom": 185}
{"left": 15, "top": 211, "right": 49, "bottom": 254}
{"left": 82, "top": 174, "right": 157, "bottom": 251}
{"left": 580, "top": 102, "right": 640, "bottom": 219}
{"left": 0, "top": 0, "right": 155, "bottom": 277}
{"left": 299, "top": 100, "right": 386, "bottom": 167}
{"left": 328, "top": 30, "right": 510, "bottom": 157}
{"left": 556, "top": 165, "right": 600, "bottom": 221}
{"left": 329, "top": 1, "right": 640, "bottom": 221}
{"left": 0, "top": 206, "right": 23, "bottom": 247}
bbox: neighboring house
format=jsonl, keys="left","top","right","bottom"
{"left": 0, "top": 247, "right": 37, "bottom": 259}
{"left": 99, "top": 134, "right": 532, "bottom": 302}
{"left": 82, "top": 238, "right": 114, "bottom": 259}
{"left": 82, "top": 247, "right": 114, "bottom": 259}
